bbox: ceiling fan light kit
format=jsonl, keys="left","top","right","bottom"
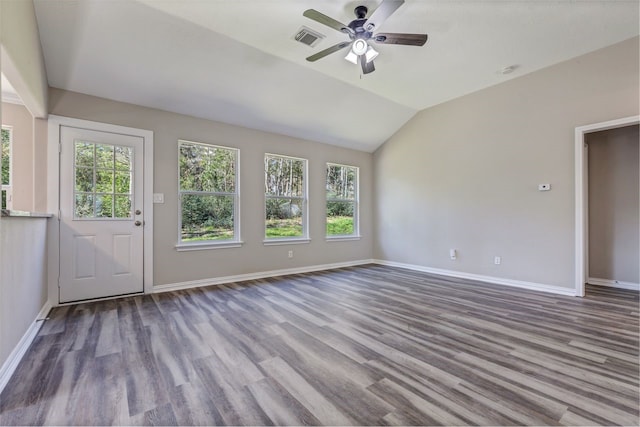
{"left": 302, "top": 0, "right": 428, "bottom": 75}
{"left": 344, "top": 50, "right": 359, "bottom": 65}
{"left": 365, "top": 46, "right": 379, "bottom": 63}
{"left": 352, "top": 39, "right": 368, "bottom": 55}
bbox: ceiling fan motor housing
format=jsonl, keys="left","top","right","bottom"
{"left": 348, "top": 5, "right": 373, "bottom": 39}
{"left": 354, "top": 5, "right": 368, "bottom": 19}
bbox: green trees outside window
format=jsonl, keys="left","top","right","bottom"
{"left": 1, "top": 128, "right": 11, "bottom": 209}
{"left": 326, "top": 163, "right": 358, "bottom": 236}
{"left": 177, "top": 145, "right": 359, "bottom": 244}
{"left": 179, "top": 141, "right": 238, "bottom": 243}
{"left": 73, "top": 142, "right": 133, "bottom": 218}
{"left": 265, "top": 154, "right": 307, "bottom": 238}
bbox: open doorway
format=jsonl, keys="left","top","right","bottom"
{"left": 575, "top": 116, "right": 640, "bottom": 296}
{"left": 586, "top": 125, "right": 639, "bottom": 292}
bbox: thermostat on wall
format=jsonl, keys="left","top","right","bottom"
{"left": 538, "top": 184, "right": 551, "bottom": 191}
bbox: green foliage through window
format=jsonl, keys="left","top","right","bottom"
{"left": 265, "top": 154, "right": 307, "bottom": 238}
{"left": 1, "top": 128, "right": 10, "bottom": 209}
{"left": 179, "top": 141, "right": 238, "bottom": 243}
{"left": 1, "top": 129, "right": 10, "bottom": 186}
{"left": 74, "top": 141, "right": 133, "bottom": 218}
{"left": 326, "top": 164, "right": 358, "bottom": 236}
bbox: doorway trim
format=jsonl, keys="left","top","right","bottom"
{"left": 574, "top": 115, "right": 639, "bottom": 297}
{"left": 47, "top": 115, "right": 154, "bottom": 306}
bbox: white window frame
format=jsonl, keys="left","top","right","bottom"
{"left": 326, "top": 162, "right": 360, "bottom": 240}
{"left": 176, "top": 140, "right": 242, "bottom": 251}
{"left": 1, "top": 126, "right": 13, "bottom": 210}
{"left": 264, "top": 153, "right": 310, "bottom": 245}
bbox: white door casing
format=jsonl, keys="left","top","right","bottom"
{"left": 59, "top": 126, "right": 144, "bottom": 302}
{"left": 574, "top": 115, "right": 640, "bottom": 297}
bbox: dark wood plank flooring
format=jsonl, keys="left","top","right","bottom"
{"left": 1, "top": 265, "right": 638, "bottom": 425}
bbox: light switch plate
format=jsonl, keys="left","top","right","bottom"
{"left": 153, "top": 193, "right": 164, "bottom": 203}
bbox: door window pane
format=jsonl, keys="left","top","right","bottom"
{"left": 115, "top": 146, "right": 132, "bottom": 170}
{"left": 75, "top": 167, "right": 93, "bottom": 192}
{"left": 96, "top": 194, "right": 114, "bottom": 218}
{"left": 96, "top": 169, "right": 114, "bottom": 193}
{"left": 115, "top": 195, "right": 132, "bottom": 218}
{"left": 74, "top": 141, "right": 133, "bottom": 219}
{"left": 95, "top": 144, "right": 114, "bottom": 168}
{"left": 75, "top": 193, "right": 94, "bottom": 218}
{"left": 115, "top": 171, "right": 131, "bottom": 193}
{"left": 75, "top": 142, "right": 94, "bottom": 168}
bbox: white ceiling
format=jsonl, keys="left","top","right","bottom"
{"left": 34, "top": 0, "right": 639, "bottom": 152}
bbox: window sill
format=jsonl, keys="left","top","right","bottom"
{"left": 175, "top": 241, "right": 244, "bottom": 251}
{"left": 263, "top": 238, "right": 311, "bottom": 246}
{"left": 326, "top": 235, "right": 361, "bottom": 242}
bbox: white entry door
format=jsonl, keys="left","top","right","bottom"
{"left": 59, "top": 126, "right": 144, "bottom": 303}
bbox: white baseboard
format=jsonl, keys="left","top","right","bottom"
{"left": 373, "top": 259, "right": 577, "bottom": 297}
{"left": 588, "top": 277, "right": 639, "bottom": 291}
{"left": 156, "top": 258, "right": 578, "bottom": 297}
{"left": 0, "top": 300, "right": 52, "bottom": 393}
{"left": 153, "top": 259, "right": 375, "bottom": 293}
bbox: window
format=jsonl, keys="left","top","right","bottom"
{"left": 326, "top": 163, "right": 359, "bottom": 237}
{"left": 178, "top": 140, "right": 239, "bottom": 246}
{"left": 73, "top": 141, "right": 134, "bottom": 219}
{"left": 2, "top": 127, "right": 12, "bottom": 210}
{"left": 265, "top": 154, "right": 308, "bottom": 240}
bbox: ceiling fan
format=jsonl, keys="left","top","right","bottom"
{"left": 303, "top": 0, "right": 428, "bottom": 74}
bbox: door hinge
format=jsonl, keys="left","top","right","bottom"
{"left": 58, "top": 210, "right": 62, "bottom": 220}
{"left": 58, "top": 142, "right": 62, "bottom": 153}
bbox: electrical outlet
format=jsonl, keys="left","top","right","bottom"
{"left": 288, "top": 250, "right": 293, "bottom": 259}
{"left": 449, "top": 249, "right": 457, "bottom": 260}
{"left": 494, "top": 256, "right": 501, "bottom": 265}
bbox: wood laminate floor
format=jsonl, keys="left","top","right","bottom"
{"left": 1, "top": 265, "right": 638, "bottom": 426}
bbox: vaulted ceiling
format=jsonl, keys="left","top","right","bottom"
{"left": 34, "top": 0, "right": 639, "bottom": 152}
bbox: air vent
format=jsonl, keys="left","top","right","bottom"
{"left": 294, "top": 26, "right": 325, "bottom": 47}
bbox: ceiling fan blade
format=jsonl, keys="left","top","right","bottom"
{"left": 303, "top": 9, "right": 353, "bottom": 35}
{"left": 306, "top": 41, "right": 352, "bottom": 62}
{"left": 360, "top": 56, "right": 375, "bottom": 74}
{"left": 363, "top": 0, "right": 405, "bottom": 32}
{"left": 373, "top": 33, "right": 428, "bottom": 46}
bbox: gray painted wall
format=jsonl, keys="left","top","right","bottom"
{"left": 373, "top": 37, "right": 639, "bottom": 289}
{"left": 0, "top": 218, "right": 48, "bottom": 371}
{"left": 49, "top": 88, "right": 373, "bottom": 286}
{"left": 587, "top": 125, "right": 639, "bottom": 284}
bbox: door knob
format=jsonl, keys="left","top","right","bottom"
{"left": 135, "top": 210, "right": 142, "bottom": 215}
{"left": 134, "top": 220, "right": 142, "bottom": 226}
